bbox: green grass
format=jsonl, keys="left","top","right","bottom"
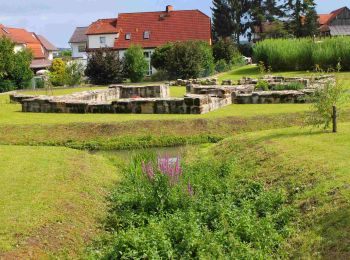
{"left": 211, "top": 123, "right": 350, "bottom": 258}
{"left": 0, "top": 145, "right": 118, "bottom": 258}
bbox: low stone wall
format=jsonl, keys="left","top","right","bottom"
{"left": 233, "top": 90, "right": 314, "bottom": 104}
{"left": 19, "top": 94, "right": 231, "bottom": 114}
{"left": 10, "top": 74, "right": 336, "bottom": 114}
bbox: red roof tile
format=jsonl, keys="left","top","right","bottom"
{"left": 86, "top": 18, "right": 118, "bottom": 35}
{"left": 26, "top": 43, "right": 45, "bottom": 59}
{"left": 114, "top": 10, "right": 211, "bottom": 49}
{"left": 318, "top": 14, "right": 333, "bottom": 25}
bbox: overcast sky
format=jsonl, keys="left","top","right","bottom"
{"left": 0, "top": 0, "right": 348, "bottom": 48}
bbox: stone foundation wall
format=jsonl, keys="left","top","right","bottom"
{"left": 19, "top": 94, "right": 231, "bottom": 114}
{"left": 11, "top": 75, "right": 336, "bottom": 114}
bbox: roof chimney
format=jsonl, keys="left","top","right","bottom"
{"left": 166, "top": 5, "right": 174, "bottom": 12}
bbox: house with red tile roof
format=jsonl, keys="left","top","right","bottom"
{"left": 0, "top": 24, "right": 57, "bottom": 70}
{"left": 318, "top": 7, "right": 350, "bottom": 36}
{"left": 83, "top": 5, "right": 212, "bottom": 75}
{"left": 252, "top": 6, "right": 350, "bottom": 41}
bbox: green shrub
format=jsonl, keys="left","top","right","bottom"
{"left": 33, "top": 77, "right": 45, "bottom": 88}
{"left": 85, "top": 49, "right": 123, "bottom": 85}
{"left": 89, "top": 154, "right": 293, "bottom": 259}
{"left": 65, "top": 61, "right": 84, "bottom": 86}
{"left": 271, "top": 83, "right": 305, "bottom": 91}
{"left": 255, "top": 80, "right": 269, "bottom": 91}
{"left": 49, "top": 58, "right": 66, "bottom": 86}
{"left": 213, "top": 38, "right": 242, "bottom": 65}
{"left": 150, "top": 70, "right": 169, "bottom": 81}
{"left": 215, "top": 59, "right": 231, "bottom": 73}
{"left": 151, "top": 41, "right": 215, "bottom": 79}
{"left": 0, "top": 80, "right": 16, "bottom": 92}
{"left": 0, "top": 37, "right": 33, "bottom": 91}
{"left": 253, "top": 37, "right": 350, "bottom": 71}
{"left": 123, "top": 44, "right": 149, "bottom": 83}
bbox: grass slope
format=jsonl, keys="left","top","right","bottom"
{"left": 212, "top": 123, "right": 350, "bottom": 258}
{"left": 0, "top": 145, "right": 118, "bottom": 259}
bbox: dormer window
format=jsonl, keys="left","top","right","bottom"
{"left": 144, "top": 31, "right": 150, "bottom": 39}
{"left": 125, "top": 33, "right": 131, "bottom": 40}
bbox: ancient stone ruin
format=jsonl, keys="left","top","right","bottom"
{"left": 10, "top": 75, "right": 335, "bottom": 115}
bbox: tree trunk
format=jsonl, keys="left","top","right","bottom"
{"left": 332, "top": 105, "right": 337, "bottom": 133}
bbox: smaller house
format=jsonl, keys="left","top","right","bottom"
{"left": 318, "top": 7, "right": 350, "bottom": 36}
{"left": 0, "top": 24, "right": 57, "bottom": 71}
{"left": 69, "top": 27, "right": 89, "bottom": 60}
{"left": 37, "top": 34, "right": 59, "bottom": 60}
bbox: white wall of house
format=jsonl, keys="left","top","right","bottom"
{"left": 71, "top": 42, "right": 87, "bottom": 59}
{"left": 88, "top": 34, "right": 118, "bottom": 49}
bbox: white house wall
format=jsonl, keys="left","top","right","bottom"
{"left": 88, "top": 34, "right": 118, "bottom": 49}
{"left": 71, "top": 43, "right": 87, "bottom": 59}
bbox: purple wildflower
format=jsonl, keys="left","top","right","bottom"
{"left": 141, "top": 161, "right": 155, "bottom": 180}
{"left": 187, "top": 182, "right": 194, "bottom": 197}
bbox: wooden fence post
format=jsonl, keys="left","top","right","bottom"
{"left": 332, "top": 105, "right": 337, "bottom": 133}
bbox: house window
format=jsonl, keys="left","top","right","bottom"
{"left": 144, "top": 31, "right": 150, "bottom": 39}
{"left": 78, "top": 45, "right": 86, "bottom": 52}
{"left": 125, "top": 33, "right": 131, "bottom": 40}
{"left": 100, "top": 37, "right": 106, "bottom": 44}
{"left": 144, "top": 51, "right": 150, "bottom": 58}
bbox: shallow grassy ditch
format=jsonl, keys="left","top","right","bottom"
{"left": 87, "top": 143, "right": 295, "bottom": 259}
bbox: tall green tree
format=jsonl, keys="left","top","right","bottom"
{"left": 302, "top": 0, "right": 319, "bottom": 37}
{"left": 211, "top": 0, "right": 234, "bottom": 40}
{"left": 0, "top": 37, "right": 33, "bottom": 91}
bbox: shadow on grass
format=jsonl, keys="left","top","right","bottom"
{"left": 318, "top": 205, "right": 350, "bottom": 258}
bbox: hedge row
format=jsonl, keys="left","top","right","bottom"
{"left": 253, "top": 37, "right": 350, "bottom": 71}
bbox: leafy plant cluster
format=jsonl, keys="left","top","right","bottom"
{"left": 254, "top": 37, "right": 350, "bottom": 72}
{"left": 90, "top": 153, "right": 293, "bottom": 259}
{"left": 255, "top": 80, "right": 304, "bottom": 91}
{"left": 49, "top": 58, "right": 85, "bottom": 87}
{"left": 151, "top": 40, "right": 215, "bottom": 79}
{"left": 0, "top": 37, "right": 33, "bottom": 92}
{"left": 85, "top": 45, "right": 148, "bottom": 84}
{"left": 213, "top": 38, "right": 244, "bottom": 73}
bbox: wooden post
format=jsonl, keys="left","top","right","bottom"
{"left": 332, "top": 105, "right": 337, "bottom": 133}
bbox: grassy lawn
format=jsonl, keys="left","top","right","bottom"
{"left": 212, "top": 123, "right": 350, "bottom": 258}
{"left": 0, "top": 145, "right": 118, "bottom": 258}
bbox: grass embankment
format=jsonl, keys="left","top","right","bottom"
{"left": 0, "top": 145, "right": 118, "bottom": 259}
{"left": 210, "top": 123, "right": 350, "bottom": 258}
{"left": 90, "top": 123, "right": 350, "bottom": 258}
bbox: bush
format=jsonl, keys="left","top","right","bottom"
{"left": 85, "top": 49, "right": 123, "bottom": 85}
{"left": 253, "top": 37, "right": 350, "bottom": 71}
{"left": 270, "top": 83, "right": 305, "bottom": 91}
{"left": 49, "top": 58, "right": 66, "bottom": 86}
{"left": 150, "top": 43, "right": 173, "bottom": 70}
{"left": 0, "top": 37, "right": 33, "bottom": 91}
{"left": 215, "top": 59, "right": 231, "bottom": 73}
{"left": 255, "top": 80, "right": 269, "bottom": 91}
{"left": 213, "top": 38, "right": 242, "bottom": 65}
{"left": 0, "top": 80, "right": 16, "bottom": 92}
{"left": 123, "top": 45, "right": 149, "bottom": 83}
{"left": 65, "top": 61, "right": 84, "bottom": 86}
{"left": 33, "top": 77, "right": 45, "bottom": 88}
{"left": 152, "top": 41, "right": 215, "bottom": 79}
{"left": 150, "top": 70, "right": 169, "bottom": 81}
{"left": 89, "top": 154, "right": 293, "bottom": 259}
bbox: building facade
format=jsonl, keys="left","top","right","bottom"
{"left": 0, "top": 24, "right": 57, "bottom": 71}
{"left": 82, "top": 5, "right": 212, "bottom": 76}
